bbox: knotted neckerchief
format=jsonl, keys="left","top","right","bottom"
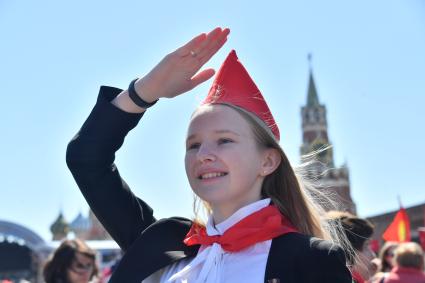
{"left": 168, "top": 202, "right": 298, "bottom": 282}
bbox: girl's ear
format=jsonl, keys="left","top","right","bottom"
{"left": 260, "top": 148, "right": 281, "bottom": 176}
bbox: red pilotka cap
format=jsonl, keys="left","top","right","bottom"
{"left": 202, "top": 50, "right": 280, "bottom": 141}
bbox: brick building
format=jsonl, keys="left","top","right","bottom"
{"left": 300, "top": 61, "right": 356, "bottom": 213}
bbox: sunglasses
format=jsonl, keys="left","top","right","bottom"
{"left": 69, "top": 259, "right": 94, "bottom": 274}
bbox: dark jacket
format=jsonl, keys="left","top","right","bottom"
{"left": 66, "top": 86, "right": 352, "bottom": 283}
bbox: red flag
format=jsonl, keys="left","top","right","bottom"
{"left": 382, "top": 208, "right": 411, "bottom": 242}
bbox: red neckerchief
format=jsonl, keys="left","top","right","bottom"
{"left": 184, "top": 205, "right": 299, "bottom": 252}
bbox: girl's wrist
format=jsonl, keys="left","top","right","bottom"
{"left": 134, "top": 77, "right": 161, "bottom": 102}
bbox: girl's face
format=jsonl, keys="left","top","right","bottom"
{"left": 185, "top": 105, "right": 275, "bottom": 220}
{"left": 66, "top": 252, "right": 94, "bottom": 283}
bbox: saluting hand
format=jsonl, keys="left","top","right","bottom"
{"left": 137, "top": 27, "right": 230, "bottom": 101}
{"left": 112, "top": 27, "right": 230, "bottom": 112}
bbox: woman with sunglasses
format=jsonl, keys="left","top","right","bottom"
{"left": 43, "top": 239, "right": 98, "bottom": 283}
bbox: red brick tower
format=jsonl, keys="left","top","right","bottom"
{"left": 300, "top": 56, "right": 356, "bottom": 213}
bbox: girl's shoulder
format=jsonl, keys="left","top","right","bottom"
{"left": 273, "top": 232, "right": 341, "bottom": 251}
{"left": 271, "top": 232, "right": 346, "bottom": 262}
{"left": 119, "top": 217, "right": 197, "bottom": 262}
{"left": 268, "top": 233, "right": 351, "bottom": 282}
{"left": 142, "top": 217, "right": 193, "bottom": 237}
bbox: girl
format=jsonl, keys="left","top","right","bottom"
{"left": 66, "top": 27, "right": 352, "bottom": 282}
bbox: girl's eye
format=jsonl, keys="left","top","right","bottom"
{"left": 187, "top": 143, "right": 200, "bottom": 150}
{"left": 218, "top": 138, "right": 233, "bottom": 145}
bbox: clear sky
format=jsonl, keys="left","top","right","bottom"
{"left": 1, "top": 0, "right": 424, "bottom": 241}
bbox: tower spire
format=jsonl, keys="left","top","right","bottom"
{"left": 307, "top": 53, "right": 320, "bottom": 107}
{"left": 300, "top": 56, "right": 356, "bottom": 213}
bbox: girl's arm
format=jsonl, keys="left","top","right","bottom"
{"left": 66, "top": 28, "right": 229, "bottom": 251}
{"left": 66, "top": 86, "right": 153, "bottom": 251}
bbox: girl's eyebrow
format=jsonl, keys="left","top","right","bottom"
{"left": 186, "top": 130, "right": 240, "bottom": 142}
{"left": 215, "top": 129, "right": 240, "bottom": 136}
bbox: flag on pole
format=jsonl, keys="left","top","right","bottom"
{"left": 382, "top": 208, "right": 411, "bottom": 242}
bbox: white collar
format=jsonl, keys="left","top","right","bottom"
{"left": 167, "top": 198, "right": 272, "bottom": 283}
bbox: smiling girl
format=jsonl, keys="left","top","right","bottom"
{"left": 67, "top": 27, "right": 352, "bottom": 282}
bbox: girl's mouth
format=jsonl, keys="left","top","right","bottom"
{"left": 198, "top": 172, "right": 228, "bottom": 180}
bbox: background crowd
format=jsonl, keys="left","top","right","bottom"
{"left": 2, "top": 217, "right": 423, "bottom": 283}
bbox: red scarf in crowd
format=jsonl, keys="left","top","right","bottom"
{"left": 184, "top": 205, "right": 299, "bottom": 252}
{"left": 352, "top": 271, "right": 365, "bottom": 283}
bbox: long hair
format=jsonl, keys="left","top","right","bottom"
{"left": 192, "top": 104, "right": 350, "bottom": 246}
{"left": 43, "top": 239, "right": 98, "bottom": 283}
{"left": 378, "top": 241, "right": 399, "bottom": 272}
{"left": 223, "top": 104, "right": 327, "bottom": 235}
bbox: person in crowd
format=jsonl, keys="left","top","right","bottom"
{"left": 370, "top": 242, "right": 400, "bottom": 282}
{"left": 379, "top": 242, "right": 399, "bottom": 273}
{"left": 378, "top": 242, "right": 425, "bottom": 283}
{"left": 66, "top": 27, "right": 353, "bottom": 282}
{"left": 43, "top": 239, "right": 98, "bottom": 283}
{"left": 326, "top": 211, "right": 376, "bottom": 283}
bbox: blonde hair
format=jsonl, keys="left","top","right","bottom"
{"left": 394, "top": 242, "right": 424, "bottom": 270}
{"left": 191, "top": 104, "right": 353, "bottom": 256}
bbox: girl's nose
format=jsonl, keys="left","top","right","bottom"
{"left": 196, "top": 143, "right": 216, "bottom": 163}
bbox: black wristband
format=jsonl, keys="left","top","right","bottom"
{"left": 128, "top": 78, "right": 158, "bottom": 109}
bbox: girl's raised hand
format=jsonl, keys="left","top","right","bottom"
{"left": 135, "top": 27, "right": 230, "bottom": 101}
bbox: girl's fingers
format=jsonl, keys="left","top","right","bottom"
{"left": 170, "top": 27, "right": 229, "bottom": 93}
{"left": 176, "top": 33, "right": 207, "bottom": 57}
{"left": 176, "top": 27, "right": 228, "bottom": 58}
{"left": 190, "top": 68, "right": 216, "bottom": 89}
{"left": 198, "top": 30, "right": 229, "bottom": 65}
{"left": 195, "top": 27, "right": 223, "bottom": 52}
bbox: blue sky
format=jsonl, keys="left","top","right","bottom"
{"left": 1, "top": 0, "right": 424, "bottom": 241}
